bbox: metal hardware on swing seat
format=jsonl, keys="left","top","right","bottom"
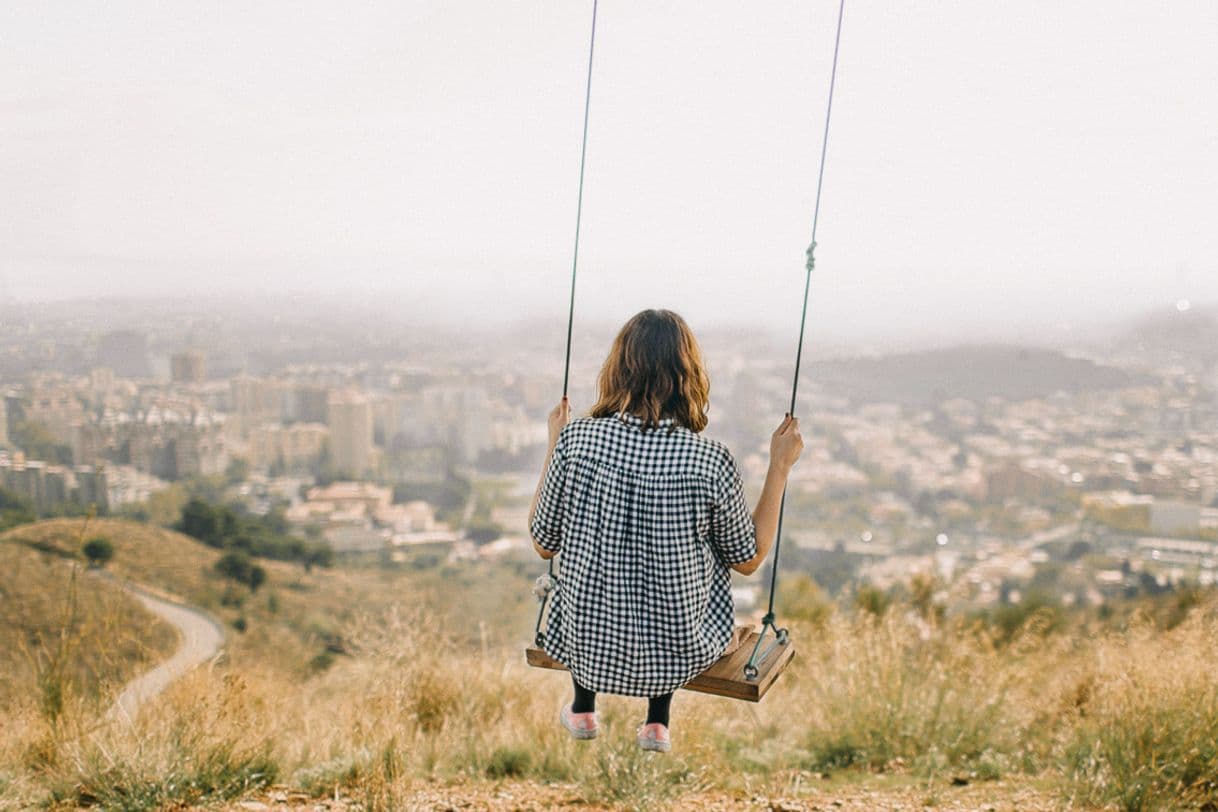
{"left": 743, "top": 614, "right": 790, "bottom": 681}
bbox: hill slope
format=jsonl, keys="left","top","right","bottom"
{"left": 0, "top": 540, "right": 178, "bottom": 713}
{"left": 8, "top": 517, "right": 1215, "bottom": 811}
{"left": 1, "top": 518, "right": 540, "bottom": 675}
{"left": 1116, "top": 306, "right": 1218, "bottom": 363}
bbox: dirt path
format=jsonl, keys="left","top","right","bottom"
{"left": 102, "top": 577, "right": 226, "bottom": 723}
{"left": 227, "top": 777, "right": 1067, "bottom": 811}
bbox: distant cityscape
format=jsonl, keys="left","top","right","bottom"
{"left": 2, "top": 298, "right": 1216, "bottom": 616}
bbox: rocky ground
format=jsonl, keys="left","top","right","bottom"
{"left": 222, "top": 777, "right": 1073, "bottom": 811}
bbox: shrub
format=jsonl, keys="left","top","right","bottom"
{"left": 59, "top": 739, "right": 276, "bottom": 811}
{"left": 81, "top": 536, "right": 115, "bottom": 568}
{"left": 214, "top": 551, "right": 266, "bottom": 592}
{"left": 582, "top": 739, "right": 699, "bottom": 807}
{"left": 485, "top": 746, "right": 532, "bottom": 779}
{"left": 777, "top": 573, "right": 834, "bottom": 626}
{"left": 247, "top": 564, "right": 267, "bottom": 593}
{"left": 1063, "top": 617, "right": 1218, "bottom": 811}
{"left": 855, "top": 584, "right": 891, "bottom": 617}
{"left": 800, "top": 613, "right": 1024, "bottom": 774}
{"left": 177, "top": 498, "right": 328, "bottom": 569}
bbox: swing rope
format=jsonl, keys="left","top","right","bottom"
{"left": 537, "top": 0, "right": 600, "bottom": 647}
{"left": 744, "top": 0, "right": 847, "bottom": 679}
{"left": 562, "top": 0, "right": 599, "bottom": 400}
{"left": 535, "top": 0, "right": 849, "bottom": 681}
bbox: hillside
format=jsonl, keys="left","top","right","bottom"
{"left": 1115, "top": 306, "right": 1218, "bottom": 363}
{"left": 0, "top": 518, "right": 539, "bottom": 674}
{"left": 0, "top": 540, "right": 178, "bottom": 713}
{"left": 4, "top": 517, "right": 1218, "bottom": 810}
{"left": 808, "top": 345, "right": 1143, "bottom": 406}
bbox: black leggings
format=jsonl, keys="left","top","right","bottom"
{"left": 572, "top": 675, "right": 673, "bottom": 727}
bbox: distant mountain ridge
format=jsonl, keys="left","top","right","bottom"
{"left": 808, "top": 345, "right": 1146, "bottom": 406}
{"left": 1114, "top": 307, "right": 1218, "bottom": 363}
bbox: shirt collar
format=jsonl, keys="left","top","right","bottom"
{"left": 616, "top": 411, "right": 677, "bottom": 429}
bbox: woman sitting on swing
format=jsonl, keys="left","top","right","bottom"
{"left": 529, "top": 308, "right": 804, "bottom": 752}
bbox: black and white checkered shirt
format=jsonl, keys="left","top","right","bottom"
{"left": 531, "top": 412, "right": 758, "bottom": 697}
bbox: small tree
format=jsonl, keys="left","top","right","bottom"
{"left": 215, "top": 550, "right": 268, "bottom": 592}
{"left": 82, "top": 536, "right": 115, "bottom": 568}
{"left": 215, "top": 550, "right": 253, "bottom": 584}
{"left": 179, "top": 498, "right": 222, "bottom": 546}
{"left": 302, "top": 543, "right": 333, "bottom": 573}
{"left": 247, "top": 563, "right": 267, "bottom": 593}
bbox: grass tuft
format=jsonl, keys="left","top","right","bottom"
{"left": 580, "top": 739, "right": 702, "bottom": 807}
{"left": 485, "top": 746, "right": 532, "bottom": 779}
{"left": 60, "top": 743, "right": 276, "bottom": 811}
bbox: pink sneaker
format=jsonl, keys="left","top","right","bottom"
{"left": 636, "top": 723, "right": 671, "bottom": 753}
{"left": 560, "top": 704, "right": 599, "bottom": 740}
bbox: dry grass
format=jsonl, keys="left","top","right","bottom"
{"left": 0, "top": 542, "right": 178, "bottom": 714}
{"left": 1, "top": 519, "right": 538, "bottom": 675}
{"left": 4, "top": 519, "right": 1218, "bottom": 810}
{"left": 7, "top": 605, "right": 1216, "bottom": 810}
{"left": 1059, "top": 612, "right": 1218, "bottom": 810}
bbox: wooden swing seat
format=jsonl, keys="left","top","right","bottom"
{"left": 525, "top": 626, "right": 794, "bottom": 702}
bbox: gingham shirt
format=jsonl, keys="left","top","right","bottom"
{"left": 531, "top": 412, "right": 758, "bottom": 697}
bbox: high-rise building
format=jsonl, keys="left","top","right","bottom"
{"left": 74, "top": 465, "right": 110, "bottom": 512}
{"left": 73, "top": 409, "right": 227, "bottom": 480}
{"left": 327, "top": 390, "right": 373, "bottom": 476}
{"left": 171, "top": 351, "right": 206, "bottom": 384}
{"left": 282, "top": 384, "right": 329, "bottom": 424}
{"left": 248, "top": 422, "right": 329, "bottom": 472}
{"left": 229, "top": 375, "right": 282, "bottom": 434}
{"left": 0, "top": 396, "right": 7, "bottom": 447}
{"left": 25, "top": 382, "right": 85, "bottom": 441}
{"left": 0, "top": 457, "right": 112, "bottom": 513}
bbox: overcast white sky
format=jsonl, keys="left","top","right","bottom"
{"left": 2, "top": 1, "right": 1215, "bottom": 343}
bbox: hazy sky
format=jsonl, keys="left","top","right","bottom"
{"left": 2, "top": 1, "right": 1216, "bottom": 343}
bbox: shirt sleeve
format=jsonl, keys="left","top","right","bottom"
{"left": 529, "top": 431, "right": 569, "bottom": 553}
{"left": 710, "top": 449, "right": 758, "bottom": 566}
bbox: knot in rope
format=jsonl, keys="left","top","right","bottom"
{"left": 532, "top": 572, "right": 558, "bottom": 603}
{"left": 805, "top": 241, "right": 817, "bottom": 274}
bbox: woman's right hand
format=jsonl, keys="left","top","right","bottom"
{"left": 770, "top": 414, "right": 804, "bottom": 473}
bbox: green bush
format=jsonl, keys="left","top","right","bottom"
{"left": 82, "top": 536, "right": 115, "bottom": 568}
{"left": 177, "top": 498, "right": 331, "bottom": 570}
{"left": 214, "top": 551, "right": 268, "bottom": 593}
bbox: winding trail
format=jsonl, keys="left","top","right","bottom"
{"left": 99, "top": 576, "right": 226, "bottom": 723}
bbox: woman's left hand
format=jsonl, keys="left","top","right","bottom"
{"left": 548, "top": 397, "right": 571, "bottom": 448}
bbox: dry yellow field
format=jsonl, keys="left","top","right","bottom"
{"left": 3, "top": 518, "right": 1217, "bottom": 810}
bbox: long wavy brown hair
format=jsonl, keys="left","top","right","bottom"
{"left": 589, "top": 309, "right": 710, "bottom": 433}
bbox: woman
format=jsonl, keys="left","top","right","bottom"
{"left": 529, "top": 309, "right": 803, "bottom": 753}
